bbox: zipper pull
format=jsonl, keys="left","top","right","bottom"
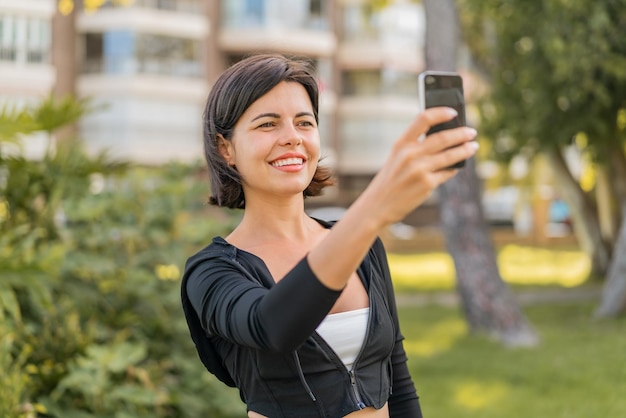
{"left": 349, "top": 370, "right": 366, "bottom": 409}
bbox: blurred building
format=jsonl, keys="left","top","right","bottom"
{"left": 1, "top": 0, "right": 427, "bottom": 204}
{"left": 0, "top": 0, "right": 54, "bottom": 99}
{"left": 0, "top": 0, "right": 55, "bottom": 158}
{"left": 74, "top": 0, "right": 209, "bottom": 163}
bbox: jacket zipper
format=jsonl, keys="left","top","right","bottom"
{"left": 294, "top": 260, "right": 383, "bottom": 412}
{"left": 347, "top": 267, "right": 374, "bottom": 410}
{"left": 349, "top": 369, "right": 367, "bottom": 409}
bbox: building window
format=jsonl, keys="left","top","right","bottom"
{"left": 341, "top": 4, "right": 380, "bottom": 42}
{"left": 136, "top": 34, "right": 201, "bottom": 77}
{"left": 342, "top": 70, "right": 381, "bottom": 96}
{"left": 222, "top": 0, "right": 329, "bottom": 30}
{"left": 342, "top": 69, "right": 418, "bottom": 97}
{"left": 83, "top": 33, "right": 104, "bottom": 73}
{"left": 103, "top": 30, "right": 136, "bottom": 74}
{"left": 26, "top": 19, "right": 48, "bottom": 63}
{"left": 0, "top": 15, "right": 16, "bottom": 62}
{"left": 341, "top": 1, "right": 424, "bottom": 48}
{"left": 100, "top": 0, "right": 203, "bottom": 13}
{"left": 81, "top": 31, "right": 201, "bottom": 77}
{"left": 0, "top": 14, "right": 50, "bottom": 64}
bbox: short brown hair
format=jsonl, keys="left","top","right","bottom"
{"left": 203, "top": 53, "right": 335, "bottom": 209}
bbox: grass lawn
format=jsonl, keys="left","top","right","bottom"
{"left": 388, "top": 244, "right": 591, "bottom": 292}
{"left": 398, "top": 301, "right": 626, "bottom": 418}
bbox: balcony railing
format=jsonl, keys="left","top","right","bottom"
{"left": 82, "top": 58, "right": 201, "bottom": 78}
{"left": 0, "top": 46, "right": 49, "bottom": 64}
{"left": 100, "top": 0, "right": 202, "bottom": 13}
{"left": 222, "top": 0, "right": 329, "bottom": 31}
{"left": 0, "top": 47, "right": 17, "bottom": 62}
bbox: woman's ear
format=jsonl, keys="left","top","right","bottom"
{"left": 217, "top": 134, "right": 235, "bottom": 166}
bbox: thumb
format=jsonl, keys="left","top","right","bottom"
{"left": 399, "top": 107, "right": 459, "bottom": 145}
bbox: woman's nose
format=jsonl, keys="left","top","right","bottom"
{"left": 278, "top": 124, "right": 303, "bottom": 146}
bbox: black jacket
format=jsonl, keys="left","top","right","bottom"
{"left": 182, "top": 219, "right": 422, "bottom": 417}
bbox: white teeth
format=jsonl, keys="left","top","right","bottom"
{"left": 271, "top": 158, "right": 303, "bottom": 167}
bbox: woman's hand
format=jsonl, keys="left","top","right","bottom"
{"left": 357, "top": 106, "right": 478, "bottom": 228}
{"left": 307, "top": 107, "right": 477, "bottom": 291}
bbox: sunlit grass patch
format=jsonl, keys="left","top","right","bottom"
{"left": 403, "top": 318, "right": 466, "bottom": 358}
{"left": 453, "top": 380, "right": 510, "bottom": 410}
{"left": 498, "top": 245, "right": 590, "bottom": 287}
{"left": 388, "top": 244, "right": 590, "bottom": 292}
{"left": 388, "top": 252, "right": 456, "bottom": 291}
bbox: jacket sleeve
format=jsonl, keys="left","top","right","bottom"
{"left": 371, "top": 239, "right": 423, "bottom": 418}
{"left": 186, "top": 254, "right": 342, "bottom": 353}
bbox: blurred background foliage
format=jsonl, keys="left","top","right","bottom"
{"left": 0, "top": 96, "right": 244, "bottom": 417}
{"left": 3, "top": 0, "right": 626, "bottom": 415}
{"left": 457, "top": 0, "right": 626, "bottom": 314}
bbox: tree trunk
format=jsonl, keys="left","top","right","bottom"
{"left": 424, "top": 0, "right": 538, "bottom": 347}
{"left": 546, "top": 146, "right": 610, "bottom": 278}
{"left": 595, "top": 139, "right": 626, "bottom": 317}
{"left": 52, "top": 2, "right": 78, "bottom": 142}
{"left": 607, "top": 139, "right": 626, "bottom": 233}
{"left": 595, "top": 205, "right": 626, "bottom": 317}
{"left": 595, "top": 166, "right": 616, "bottom": 244}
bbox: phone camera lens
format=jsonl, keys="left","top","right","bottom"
{"left": 425, "top": 75, "right": 435, "bottom": 85}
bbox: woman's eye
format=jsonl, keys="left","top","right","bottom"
{"left": 258, "top": 122, "right": 275, "bottom": 128}
{"left": 298, "top": 120, "right": 315, "bottom": 127}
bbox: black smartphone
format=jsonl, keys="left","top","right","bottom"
{"left": 418, "top": 71, "right": 467, "bottom": 169}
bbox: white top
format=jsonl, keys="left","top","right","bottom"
{"left": 316, "top": 307, "right": 370, "bottom": 371}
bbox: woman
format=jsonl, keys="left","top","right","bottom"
{"left": 181, "top": 54, "right": 478, "bottom": 417}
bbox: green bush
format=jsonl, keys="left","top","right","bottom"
{"left": 0, "top": 97, "right": 246, "bottom": 417}
{"left": 2, "top": 161, "right": 245, "bottom": 417}
{"left": 0, "top": 321, "right": 33, "bottom": 418}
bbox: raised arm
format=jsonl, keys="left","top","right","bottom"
{"left": 308, "top": 107, "right": 477, "bottom": 290}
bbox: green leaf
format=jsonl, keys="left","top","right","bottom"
{"left": 105, "top": 342, "right": 147, "bottom": 373}
{"left": 109, "top": 384, "right": 156, "bottom": 405}
{"left": 0, "top": 103, "right": 39, "bottom": 142}
{"left": 0, "top": 289, "right": 21, "bottom": 323}
{"left": 31, "top": 94, "right": 96, "bottom": 134}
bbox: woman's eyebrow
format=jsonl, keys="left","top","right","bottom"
{"left": 251, "top": 112, "right": 280, "bottom": 122}
{"left": 250, "top": 111, "right": 314, "bottom": 122}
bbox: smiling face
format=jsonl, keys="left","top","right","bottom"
{"left": 218, "top": 81, "right": 321, "bottom": 205}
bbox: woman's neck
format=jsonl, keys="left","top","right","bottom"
{"left": 227, "top": 195, "right": 320, "bottom": 248}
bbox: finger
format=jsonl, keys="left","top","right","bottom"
{"left": 429, "top": 139, "right": 480, "bottom": 172}
{"left": 398, "top": 107, "right": 458, "bottom": 145}
{"left": 430, "top": 166, "right": 459, "bottom": 184}
{"left": 421, "top": 126, "right": 478, "bottom": 154}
